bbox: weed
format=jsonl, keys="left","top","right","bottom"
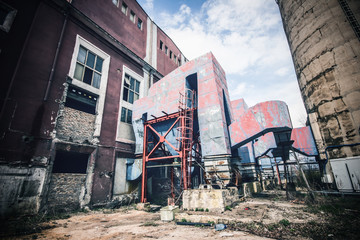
{"left": 279, "top": 219, "right": 290, "bottom": 227}
{"left": 181, "top": 218, "right": 187, "bottom": 223}
{"left": 225, "top": 206, "right": 232, "bottom": 211}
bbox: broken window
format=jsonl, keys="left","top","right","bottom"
{"left": 130, "top": 10, "right": 135, "bottom": 23}
{"left": 122, "top": 73, "right": 140, "bottom": 104}
{"left": 74, "top": 45, "right": 103, "bottom": 89}
{"left": 169, "top": 51, "right": 172, "bottom": 59}
{"left": 121, "top": 107, "right": 132, "bottom": 124}
{"left": 137, "top": 18, "right": 142, "bottom": 30}
{"left": 159, "top": 40, "right": 163, "bottom": 50}
{"left": 112, "top": 0, "right": 119, "bottom": 6}
{"left": 165, "top": 46, "right": 168, "bottom": 55}
{"left": 52, "top": 151, "right": 89, "bottom": 174}
{"left": 121, "top": 2, "right": 128, "bottom": 15}
{"left": 65, "top": 85, "right": 98, "bottom": 114}
{"left": 0, "top": 1, "right": 16, "bottom": 33}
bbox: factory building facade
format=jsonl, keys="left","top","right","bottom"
{"left": 0, "top": 0, "right": 186, "bottom": 217}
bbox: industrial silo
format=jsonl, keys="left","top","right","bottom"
{"left": 277, "top": 0, "right": 360, "bottom": 190}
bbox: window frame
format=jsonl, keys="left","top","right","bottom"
{"left": 137, "top": 17, "right": 142, "bottom": 30}
{"left": 116, "top": 66, "right": 144, "bottom": 143}
{"left": 120, "top": 107, "right": 132, "bottom": 124}
{"left": 112, "top": 0, "right": 119, "bottom": 7}
{"left": 130, "top": 10, "right": 135, "bottom": 23}
{"left": 68, "top": 35, "right": 110, "bottom": 138}
{"left": 121, "top": 1, "right": 128, "bottom": 15}
{"left": 122, "top": 73, "right": 140, "bottom": 104}
{"left": 73, "top": 45, "right": 104, "bottom": 89}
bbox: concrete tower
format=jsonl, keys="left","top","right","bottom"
{"left": 277, "top": 0, "right": 360, "bottom": 184}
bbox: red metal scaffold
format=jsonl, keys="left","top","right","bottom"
{"left": 141, "top": 89, "right": 196, "bottom": 203}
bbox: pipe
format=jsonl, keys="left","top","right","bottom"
{"left": 324, "top": 143, "right": 360, "bottom": 164}
{"left": 43, "top": 12, "right": 68, "bottom": 101}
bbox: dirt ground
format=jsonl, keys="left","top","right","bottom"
{"left": 2, "top": 209, "right": 272, "bottom": 240}
{"left": 1, "top": 190, "right": 359, "bottom": 240}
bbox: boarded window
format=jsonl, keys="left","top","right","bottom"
{"left": 65, "top": 85, "right": 98, "bottom": 114}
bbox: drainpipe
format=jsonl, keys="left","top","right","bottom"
{"left": 43, "top": 11, "right": 68, "bottom": 101}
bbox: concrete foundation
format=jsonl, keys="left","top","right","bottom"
{"left": 182, "top": 185, "right": 239, "bottom": 212}
{"left": 241, "top": 181, "right": 263, "bottom": 197}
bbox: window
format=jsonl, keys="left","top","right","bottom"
{"left": 137, "top": 18, "right": 142, "bottom": 30}
{"left": 178, "top": 59, "right": 181, "bottom": 66}
{"left": 159, "top": 40, "right": 163, "bottom": 50}
{"left": 121, "top": 2, "right": 128, "bottom": 15}
{"left": 112, "top": 0, "right": 118, "bottom": 6}
{"left": 0, "top": 2, "right": 17, "bottom": 33}
{"left": 130, "top": 10, "right": 135, "bottom": 23}
{"left": 174, "top": 55, "right": 177, "bottom": 63}
{"left": 121, "top": 107, "right": 132, "bottom": 124}
{"left": 74, "top": 45, "right": 104, "bottom": 89}
{"left": 169, "top": 51, "right": 172, "bottom": 59}
{"left": 165, "top": 46, "right": 168, "bottom": 55}
{"left": 122, "top": 73, "right": 140, "bottom": 104}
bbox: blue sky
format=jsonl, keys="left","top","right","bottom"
{"left": 137, "top": 0, "right": 307, "bottom": 127}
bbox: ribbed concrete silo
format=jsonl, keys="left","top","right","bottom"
{"left": 276, "top": 0, "right": 360, "bottom": 187}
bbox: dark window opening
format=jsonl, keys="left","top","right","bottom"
{"left": 169, "top": 51, "right": 172, "bottom": 59}
{"left": 52, "top": 151, "right": 89, "bottom": 174}
{"left": 65, "top": 85, "right": 98, "bottom": 114}
{"left": 165, "top": 46, "right": 168, "bottom": 55}
{"left": 159, "top": 40, "right": 163, "bottom": 50}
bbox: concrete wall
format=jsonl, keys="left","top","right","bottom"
{"left": 0, "top": 165, "right": 47, "bottom": 219}
{"left": 277, "top": 0, "right": 360, "bottom": 160}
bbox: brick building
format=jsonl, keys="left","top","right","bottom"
{"left": 0, "top": 0, "right": 187, "bottom": 217}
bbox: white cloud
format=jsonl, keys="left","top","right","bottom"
{"left": 275, "top": 67, "right": 290, "bottom": 76}
{"left": 153, "top": 0, "right": 307, "bottom": 127}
